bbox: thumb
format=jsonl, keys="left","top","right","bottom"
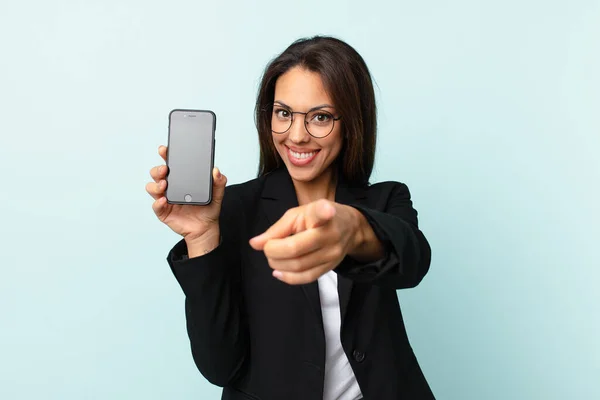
{"left": 212, "top": 167, "right": 227, "bottom": 204}
{"left": 305, "top": 199, "right": 336, "bottom": 229}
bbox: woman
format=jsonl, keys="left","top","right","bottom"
{"left": 146, "top": 36, "right": 434, "bottom": 400}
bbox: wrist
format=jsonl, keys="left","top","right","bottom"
{"left": 346, "top": 206, "right": 385, "bottom": 262}
{"left": 184, "top": 225, "right": 221, "bottom": 258}
{"left": 347, "top": 206, "right": 366, "bottom": 258}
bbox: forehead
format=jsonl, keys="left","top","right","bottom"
{"left": 274, "top": 66, "right": 333, "bottom": 109}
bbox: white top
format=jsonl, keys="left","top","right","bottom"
{"left": 317, "top": 270, "right": 363, "bottom": 400}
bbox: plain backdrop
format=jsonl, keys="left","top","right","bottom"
{"left": 1, "top": 1, "right": 598, "bottom": 399}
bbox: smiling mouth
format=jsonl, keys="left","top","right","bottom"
{"left": 289, "top": 149, "right": 319, "bottom": 159}
{"left": 285, "top": 146, "right": 320, "bottom": 165}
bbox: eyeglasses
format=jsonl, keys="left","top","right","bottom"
{"left": 269, "top": 105, "right": 342, "bottom": 139}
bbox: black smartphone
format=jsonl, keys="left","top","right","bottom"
{"left": 165, "top": 109, "right": 216, "bottom": 205}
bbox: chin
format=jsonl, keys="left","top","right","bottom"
{"left": 286, "top": 166, "right": 320, "bottom": 182}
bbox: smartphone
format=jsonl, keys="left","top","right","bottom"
{"left": 165, "top": 109, "right": 216, "bottom": 205}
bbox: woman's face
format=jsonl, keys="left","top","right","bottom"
{"left": 271, "top": 66, "right": 343, "bottom": 184}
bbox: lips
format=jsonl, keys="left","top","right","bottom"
{"left": 286, "top": 146, "right": 320, "bottom": 166}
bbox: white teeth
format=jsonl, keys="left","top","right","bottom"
{"left": 290, "top": 150, "right": 316, "bottom": 160}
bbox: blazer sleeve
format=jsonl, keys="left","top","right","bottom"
{"left": 166, "top": 187, "right": 248, "bottom": 387}
{"left": 336, "top": 182, "right": 432, "bottom": 289}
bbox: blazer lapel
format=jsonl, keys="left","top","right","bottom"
{"left": 260, "top": 168, "right": 323, "bottom": 326}
{"left": 260, "top": 167, "right": 299, "bottom": 227}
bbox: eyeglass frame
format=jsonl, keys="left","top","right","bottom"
{"left": 266, "top": 104, "right": 342, "bottom": 139}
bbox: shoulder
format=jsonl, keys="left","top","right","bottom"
{"left": 356, "top": 180, "right": 415, "bottom": 213}
{"left": 364, "top": 180, "right": 411, "bottom": 199}
{"left": 224, "top": 174, "right": 267, "bottom": 201}
{"left": 217, "top": 175, "right": 268, "bottom": 230}
{"left": 221, "top": 173, "right": 274, "bottom": 217}
{"left": 224, "top": 167, "right": 290, "bottom": 203}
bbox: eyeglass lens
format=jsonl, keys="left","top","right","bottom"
{"left": 271, "top": 107, "right": 335, "bottom": 138}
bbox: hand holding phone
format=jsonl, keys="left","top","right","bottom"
{"left": 147, "top": 145, "right": 227, "bottom": 254}
{"left": 145, "top": 110, "right": 227, "bottom": 255}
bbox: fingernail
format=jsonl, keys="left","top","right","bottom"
{"left": 216, "top": 169, "right": 222, "bottom": 179}
{"left": 273, "top": 270, "right": 283, "bottom": 279}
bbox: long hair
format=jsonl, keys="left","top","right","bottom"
{"left": 254, "top": 36, "right": 377, "bottom": 186}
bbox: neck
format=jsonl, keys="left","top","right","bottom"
{"left": 293, "top": 166, "right": 337, "bottom": 206}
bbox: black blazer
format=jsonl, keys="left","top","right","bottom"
{"left": 167, "top": 167, "right": 435, "bottom": 400}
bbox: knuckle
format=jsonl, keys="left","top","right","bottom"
{"left": 290, "top": 277, "right": 302, "bottom": 285}
{"left": 263, "top": 241, "right": 274, "bottom": 256}
{"left": 290, "top": 259, "right": 302, "bottom": 272}
{"left": 285, "top": 274, "right": 300, "bottom": 285}
{"left": 332, "top": 245, "right": 344, "bottom": 259}
{"left": 286, "top": 240, "right": 299, "bottom": 255}
{"left": 331, "top": 225, "right": 343, "bottom": 240}
{"left": 318, "top": 198, "right": 330, "bottom": 207}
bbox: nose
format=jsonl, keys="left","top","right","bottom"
{"left": 288, "top": 115, "right": 311, "bottom": 144}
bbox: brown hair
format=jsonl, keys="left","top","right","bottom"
{"left": 254, "top": 35, "right": 377, "bottom": 186}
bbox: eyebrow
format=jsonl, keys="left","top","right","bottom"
{"left": 273, "top": 100, "right": 335, "bottom": 112}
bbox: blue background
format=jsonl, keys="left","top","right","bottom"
{"left": 1, "top": 0, "right": 598, "bottom": 399}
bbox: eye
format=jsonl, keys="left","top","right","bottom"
{"left": 309, "top": 112, "right": 332, "bottom": 125}
{"left": 274, "top": 108, "right": 291, "bottom": 120}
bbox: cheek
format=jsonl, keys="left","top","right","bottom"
{"left": 271, "top": 134, "right": 286, "bottom": 156}
{"left": 272, "top": 133, "right": 284, "bottom": 145}
{"left": 324, "top": 131, "right": 343, "bottom": 158}
{"left": 270, "top": 134, "right": 279, "bottom": 148}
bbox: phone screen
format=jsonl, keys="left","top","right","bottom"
{"left": 166, "top": 109, "right": 215, "bottom": 205}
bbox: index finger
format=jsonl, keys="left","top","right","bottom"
{"left": 263, "top": 227, "right": 322, "bottom": 260}
{"left": 249, "top": 211, "right": 297, "bottom": 250}
{"left": 305, "top": 199, "right": 336, "bottom": 229}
